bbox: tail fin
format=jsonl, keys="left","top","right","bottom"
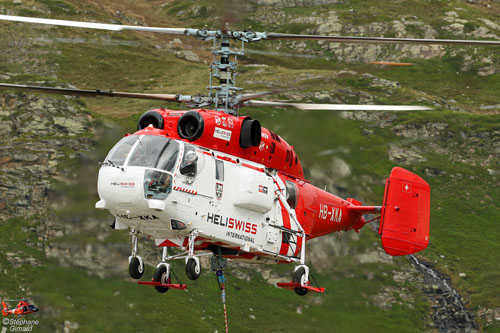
{"left": 2, "top": 301, "right": 8, "bottom": 316}
{"left": 379, "top": 167, "right": 430, "bottom": 256}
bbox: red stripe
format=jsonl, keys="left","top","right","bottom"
{"left": 242, "top": 163, "right": 264, "bottom": 172}
{"left": 217, "top": 155, "right": 236, "bottom": 164}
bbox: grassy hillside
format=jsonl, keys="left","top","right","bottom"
{"left": 0, "top": 0, "right": 499, "bottom": 332}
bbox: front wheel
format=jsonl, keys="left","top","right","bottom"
{"left": 186, "top": 258, "right": 201, "bottom": 280}
{"left": 129, "top": 257, "right": 144, "bottom": 279}
{"left": 293, "top": 267, "right": 308, "bottom": 296}
{"left": 153, "top": 265, "right": 170, "bottom": 293}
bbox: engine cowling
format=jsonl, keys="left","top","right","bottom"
{"left": 177, "top": 110, "right": 204, "bottom": 141}
{"left": 239, "top": 117, "right": 261, "bottom": 148}
{"left": 137, "top": 110, "right": 164, "bottom": 130}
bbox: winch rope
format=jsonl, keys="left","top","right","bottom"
{"left": 216, "top": 269, "right": 229, "bottom": 333}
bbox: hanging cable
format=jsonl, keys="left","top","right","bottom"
{"left": 216, "top": 269, "right": 229, "bottom": 333}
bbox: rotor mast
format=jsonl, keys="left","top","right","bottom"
{"left": 208, "top": 33, "right": 243, "bottom": 115}
{"left": 183, "top": 27, "right": 265, "bottom": 116}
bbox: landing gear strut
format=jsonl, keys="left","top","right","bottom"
{"left": 128, "top": 229, "right": 144, "bottom": 279}
{"left": 293, "top": 266, "right": 309, "bottom": 296}
{"left": 185, "top": 230, "right": 201, "bottom": 280}
{"left": 154, "top": 246, "right": 171, "bottom": 293}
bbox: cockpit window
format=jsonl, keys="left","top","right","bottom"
{"left": 180, "top": 144, "right": 198, "bottom": 177}
{"left": 128, "top": 136, "right": 179, "bottom": 173}
{"left": 144, "top": 170, "right": 172, "bottom": 200}
{"left": 105, "top": 135, "right": 138, "bottom": 167}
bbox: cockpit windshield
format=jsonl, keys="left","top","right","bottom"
{"left": 104, "top": 135, "right": 179, "bottom": 172}
{"left": 128, "top": 136, "right": 179, "bottom": 173}
{"left": 105, "top": 135, "right": 137, "bottom": 167}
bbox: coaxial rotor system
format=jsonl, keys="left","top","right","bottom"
{"left": 0, "top": 14, "right": 499, "bottom": 115}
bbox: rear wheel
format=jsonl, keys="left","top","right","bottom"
{"left": 186, "top": 258, "right": 201, "bottom": 280}
{"left": 129, "top": 257, "right": 144, "bottom": 279}
{"left": 293, "top": 267, "right": 308, "bottom": 296}
{"left": 153, "top": 265, "right": 170, "bottom": 293}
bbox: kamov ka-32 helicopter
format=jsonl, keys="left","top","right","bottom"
{"left": 0, "top": 13, "right": 499, "bottom": 297}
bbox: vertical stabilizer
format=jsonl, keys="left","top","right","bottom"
{"left": 379, "top": 167, "right": 430, "bottom": 256}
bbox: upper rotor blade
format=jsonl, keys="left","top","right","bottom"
{"left": 0, "top": 14, "right": 187, "bottom": 35}
{"left": 244, "top": 100, "right": 432, "bottom": 111}
{"left": 266, "top": 33, "right": 500, "bottom": 46}
{"left": 0, "top": 83, "right": 179, "bottom": 101}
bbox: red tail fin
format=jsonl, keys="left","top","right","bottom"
{"left": 379, "top": 167, "right": 430, "bottom": 256}
{"left": 2, "top": 301, "right": 8, "bottom": 316}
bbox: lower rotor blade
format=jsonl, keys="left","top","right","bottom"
{"left": 244, "top": 100, "right": 431, "bottom": 111}
{"left": 0, "top": 83, "right": 179, "bottom": 101}
{"left": 266, "top": 33, "right": 500, "bottom": 46}
{"left": 0, "top": 14, "right": 187, "bottom": 35}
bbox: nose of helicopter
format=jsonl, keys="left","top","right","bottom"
{"left": 96, "top": 166, "right": 146, "bottom": 209}
{"left": 96, "top": 165, "right": 174, "bottom": 213}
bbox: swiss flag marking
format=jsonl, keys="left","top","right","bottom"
{"left": 402, "top": 182, "right": 412, "bottom": 193}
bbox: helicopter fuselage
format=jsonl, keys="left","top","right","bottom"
{"left": 96, "top": 115, "right": 372, "bottom": 263}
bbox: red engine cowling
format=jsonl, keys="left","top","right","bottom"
{"left": 134, "top": 108, "right": 305, "bottom": 179}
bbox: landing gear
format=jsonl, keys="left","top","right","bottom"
{"left": 128, "top": 229, "right": 144, "bottom": 279}
{"left": 129, "top": 257, "right": 144, "bottom": 279}
{"left": 154, "top": 246, "right": 171, "bottom": 293}
{"left": 153, "top": 264, "right": 171, "bottom": 293}
{"left": 293, "top": 266, "right": 309, "bottom": 296}
{"left": 185, "top": 229, "right": 201, "bottom": 280}
{"left": 186, "top": 258, "right": 201, "bottom": 280}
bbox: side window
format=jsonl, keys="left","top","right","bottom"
{"left": 285, "top": 180, "right": 298, "bottom": 209}
{"left": 215, "top": 159, "right": 224, "bottom": 181}
{"left": 180, "top": 144, "right": 198, "bottom": 177}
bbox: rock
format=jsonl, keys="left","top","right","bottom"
{"left": 459, "top": 273, "right": 466, "bottom": 278}
{"left": 392, "top": 122, "right": 448, "bottom": 138}
{"left": 356, "top": 250, "right": 393, "bottom": 264}
{"left": 64, "top": 320, "right": 79, "bottom": 333}
{"left": 445, "top": 11, "right": 458, "bottom": 17}
{"left": 387, "top": 144, "right": 426, "bottom": 165}
{"left": 480, "top": 18, "right": 500, "bottom": 31}
{"left": 445, "top": 23, "right": 465, "bottom": 35}
{"left": 478, "top": 65, "right": 497, "bottom": 77}
{"left": 177, "top": 50, "right": 200, "bottom": 62}
{"left": 471, "top": 27, "right": 497, "bottom": 39}
{"left": 330, "top": 157, "right": 351, "bottom": 178}
{"left": 254, "top": 0, "right": 343, "bottom": 8}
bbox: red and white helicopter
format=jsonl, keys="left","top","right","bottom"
{"left": 0, "top": 14, "right": 498, "bottom": 297}
{"left": 2, "top": 299, "right": 39, "bottom": 316}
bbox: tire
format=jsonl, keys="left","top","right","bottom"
{"left": 186, "top": 258, "right": 201, "bottom": 280}
{"left": 293, "top": 267, "right": 308, "bottom": 296}
{"left": 129, "top": 257, "right": 144, "bottom": 279}
{"left": 153, "top": 265, "right": 170, "bottom": 293}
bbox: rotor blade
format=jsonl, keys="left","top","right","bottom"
{"left": 0, "top": 14, "right": 187, "bottom": 35}
{"left": 244, "top": 100, "right": 432, "bottom": 111}
{"left": 0, "top": 83, "right": 179, "bottom": 101}
{"left": 237, "top": 91, "right": 277, "bottom": 103}
{"left": 265, "top": 33, "right": 500, "bottom": 46}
